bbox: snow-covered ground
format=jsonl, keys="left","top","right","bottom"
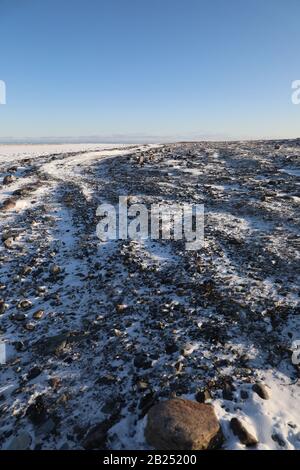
{"left": 0, "top": 140, "right": 299, "bottom": 450}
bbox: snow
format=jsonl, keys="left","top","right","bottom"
{"left": 0, "top": 140, "right": 299, "bottom": 451}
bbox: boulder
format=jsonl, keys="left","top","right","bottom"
{"left": 145, "top": 398, "right": 223, "bottom": 450}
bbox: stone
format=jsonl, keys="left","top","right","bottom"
{"left": 240, "top": 390, "right": 249, "bottom": 400}
{"left": 0, "top": 299, "right": 7, "bottom": 315}
{"left": 27, "top": 366, "right": 42, "bottom": 381}
{"left": 48, "top": 376, "right": 61, "bottom": 389}
{"left": 37, "top": 333, "right": 69, "bottom": 355}
{"left": 2, "top": 199, "right": 16, "bottom": 212}
{"left": 3, "top": 175, "right": 15, "bottom": 185}
{"left": 145, "top": 398, "right": 223, "bottom": 450}
{"left": 33, "top": 309, "right": 44, "bottom": 320}
{"left": 50, "top": 264, "right": 61, "bottom": 275}
{"left": 36, "top": 418, "right": 56, "bottom": 436}
{"left": 133, "top": 353, "right": 152, "bottom": 369}
{"left": 252, "top": 382, "right": 270, "bottom": 400}
{"left": 26, "top": 396, "right": 48, "bottom": 425}
{"left": 195, "top": 388, "right": 212, "bottom": 403}
{"left": 230, "top": 418, "right": 258, "bottom": 447}
{"left": 165, "top": 342, "right": 178, "bottom": 355}
{"left": 12, "top": 312, "right": 26, "bottom": 321}
{"left": 18, "top": 299, "right": 32, "bottom": 310}
{"left": 116, "top": 304, "right": 128, "bottom": 313}
{"left": 25, "top": 322, "right": 36, "bottom": 331}
{"left": 3, "top": 237, "right": 14, "bottom": 249}
{"left": 7, "top": 432, "right": 32, "bottom": 450}
{"left": 222, "top": 383, "right": 234, "bottom": 400}
{"left": 271, "top": 433, "right": 286, "bottom": 447}
{"left": 82, "top": 420, "right": 112, "bottom": 449}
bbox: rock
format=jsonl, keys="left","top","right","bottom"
{"left": 222, "top": 383, "right": 234, "bottom": 400}
{"left": 230, "top": 418, "right": 258, "bottom": 447}
{"left": 36, "top": 418, "right": 56, "bottom": 436}
{"left": 165, "top": 342, "right": 178, "bottom": 355}
{"left": 27, "top": 366, "right": 42, "bottom": 381}
{"left": 7, "top": 432, "right": 32, "bottom": 450}
{"left": 139, "top": 391, "right": 157, "bottom": 417}
{"left": 26, "top": 396, "right": 48, "bottom": 425}
{"left": 3, "top": 237, "right": 14, "bottom": 249}
{"left": 0, "top": 299, "right": 7, "bottom": 315}
{"left": 50, "top": 264, "right": 61, "bottom": 275}
{"left": 24, "top": 322, "right": 35, "bottom": 331}
{"left": 195, "top": 388, "right": 212, "bottom": 403}
{"left": 48, "top": 376, "right": 61, "bottom": 389}
{"left": 18, "top": 299, "right": 32, "bottom": 310}
{"left": 37, "top": 332, "right": 69, "bottom": 355}
{"left": 12, "top": 312, "right": 26, "bottom": 321}
{"left": 2, "top": 230, "right": 15, "bottom": 241}
{"left": 271, "top": 433, "right": 286, "bottom": 447}
{"left": 240, "top": 390, "right": 249, "bottom": 400}
{"left": 3, "top": 175, "right": 15, "bottom": 185}
{"left": 33, "top": 309, "right": 44, "bottom": 320}
{"left": 82, "top": 420, "right": 112, "bottom": 449}
{"left": 22, "top": 266, "right": 32, "bottom": 276}
{"left": 181, "top": 343, "right": 195, "bottom": 357}
{"left": 2, "top": 199, "right": 16, "bottom": 212}
{"left": 133, "top": 353, "right": 152, "bottom": 369}
{"left": 116, "top": 304, "right": 128, "bottom": 313}
{"left": 145, "top": 399, "right": 224, "bottom": 450}
{"left": 252, "top": 382, "right": 270, "bottom": 400}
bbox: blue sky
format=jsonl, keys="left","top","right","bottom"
{"left": 0, "top": 0, "right": 299, "bottom": 142}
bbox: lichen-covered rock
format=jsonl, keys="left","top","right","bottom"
{"left": 145, "top": 398, "right": 223, "bottom": 450}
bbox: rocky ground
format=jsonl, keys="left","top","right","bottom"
{"left": 0, "top": 140, "right": 299, "bottom": 450}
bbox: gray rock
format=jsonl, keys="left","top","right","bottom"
{"left": 37, "top": 332, "right": 69, "bottom": 355}
{"left": 7, "top": 432, "right": 32, "bottom": 450}
{"left": 82, "top": 420, "right": 112, "bottom": 449}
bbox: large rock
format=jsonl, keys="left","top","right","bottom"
{"left": 145, "top": 398, "right": 223, "bottom": 450}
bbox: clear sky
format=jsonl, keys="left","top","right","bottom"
{"left": 0, "top": 0, "right": 299, "bottom": 142}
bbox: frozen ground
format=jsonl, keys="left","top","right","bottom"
{"left": 0, "top": 140, "right": 299, "bottom": 450}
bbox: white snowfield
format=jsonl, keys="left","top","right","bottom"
{"left": 0, "top": 141, "right": 299, "bottom": 450}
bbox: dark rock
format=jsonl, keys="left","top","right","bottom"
{"left": 27, "top": 366, "right": 42, "bottom": 381}
{"left": 2, "top": 199, "right": 16, "bottom": 212}
{"left": 37, "top": 333, "right": 69, "bottom": 356}
{"left": 240, "top": 390, "right": 249, "bottom": 400}
{"left": 222, "top": 383, "right": 234, "bottom": 400}
{"left": 272, "top": 433, "right": 286, "bottom": 447}
{"left": 0, "top": 299, "right": 6, "bottom": 315}
{"left": 252, "top": 383, "right": 270, "bottom": 400}
{"left": 82, "top": 420, "right": 112, "bottom": 449}
{"left": 3, "top": 175, "right": 15, "bottom": 185}
{"left": 133, "top": 353, "right": 152, "bottom": 369}
{"left": 165, "top": 342, "right": 178, "bottom": 355}
{"left": 26, "top": 396, "right": 48, "bottom": 425}
{"left": 230, "top": 418, "right": 258, "bottom": 447}
{"left": 195, "top": 388, "right": 212, "bottom": 403}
